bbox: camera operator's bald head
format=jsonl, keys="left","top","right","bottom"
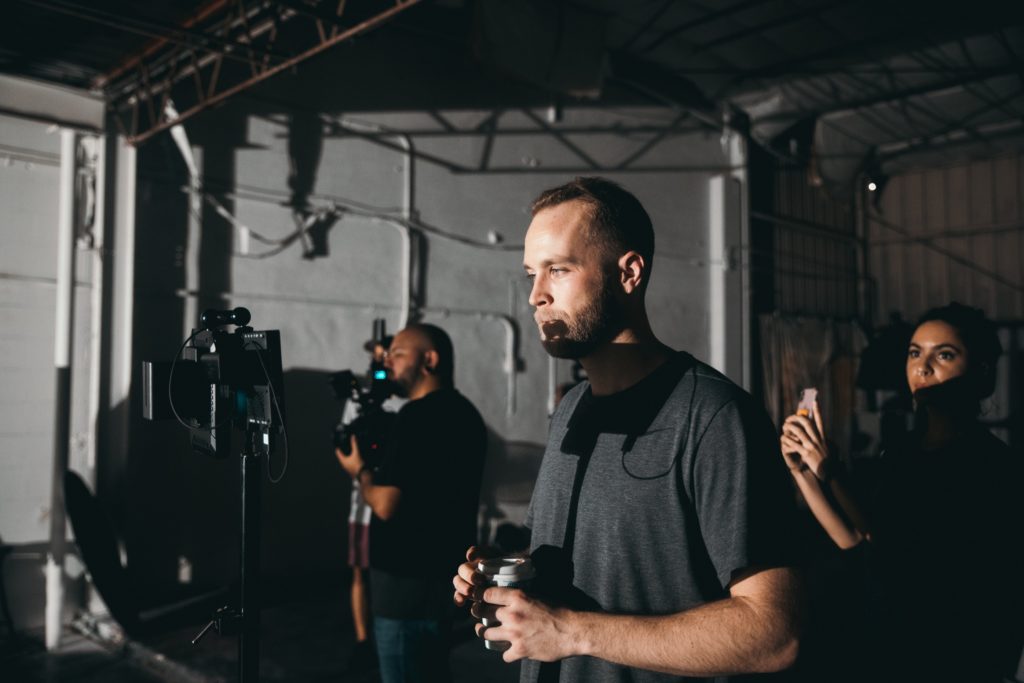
{"left": 385, "top": 323, "right": 455, "bottom": 399}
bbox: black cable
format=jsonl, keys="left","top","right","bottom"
{"left": 168, "top": 329, "right": 233, "bottom": 437}
{"left": 245, "top": 339, "right": 289, "bottom": 484}
{"left": 167, "top": 329, "right": 201, "bottom": 431}
{"left": 620, "top": 362, "right": 699, "bottom": 481}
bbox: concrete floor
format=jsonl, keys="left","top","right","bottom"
{"left": 1, "top": 631, "right": 168, "bottom": 683}
{"left": 2, "top": 572, "right": 520, "bottom": 683}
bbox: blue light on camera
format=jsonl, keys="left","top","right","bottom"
{"left": 374, "top": 370, "right": 387, "bottom": 380}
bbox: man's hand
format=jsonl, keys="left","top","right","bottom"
{"left": 454, "top": 546, "right": 579, "bottom": 663}
{"left": 335, "top": 435, "right": 364, "bottom": 479}
{"left": 453, "top": 546, "right": 491, "bottom": 607}
{"left": 472, "top": 587, "right": 579, "bottom": 663}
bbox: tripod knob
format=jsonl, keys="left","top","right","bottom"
{"left": 192, "top": 606, "right": 240, "bottom": 645}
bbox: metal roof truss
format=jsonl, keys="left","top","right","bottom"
{"left": 99, "top": 0, "right": 421, "bottom": 145}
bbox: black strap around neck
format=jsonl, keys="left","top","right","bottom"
{"left": 538, "top": 354, "right": 694, "bottom": 682}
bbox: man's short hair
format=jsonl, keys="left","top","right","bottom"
{"left": 530, "top": 176, "right": 655, "bottom": 285}
{"left": 407, "top": 322, "right": 455, "bottom": 385}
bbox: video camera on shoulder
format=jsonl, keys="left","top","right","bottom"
{"left": 141, "top": 307, "right": 286, "bottom": 459}
{"left": 331, "top": 318, "right": 397, "bottom": 464}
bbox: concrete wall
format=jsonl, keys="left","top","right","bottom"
{"left": 0, "top": 39, "right": 751, "bottom": 626}
{"left": 0, "top": 114, "right": 97, "bottom": 630}
{"left": 122, "top": 101, "right": 740, "bottom": 591}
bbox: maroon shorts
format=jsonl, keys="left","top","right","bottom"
{"left": 348, "top": 521, "right": 370, "bottom": 569}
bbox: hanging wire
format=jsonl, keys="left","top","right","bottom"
{"left": 245, "top": 338, "right": 289, "bottom": 484}
{"left": 183, "top": 183, "right": 524, "bottom": 258}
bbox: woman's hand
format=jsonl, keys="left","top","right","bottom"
{"left": 779, "top": 434, "right": 806, "bottom": 473}
{"left": 780, "top": 399, "right": 831, "bottom": 481}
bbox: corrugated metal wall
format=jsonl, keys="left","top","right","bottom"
{"left": 866, "top": 153, "right": 1024, "bottom": 448}
{"left": 754, "top": 162, "right": 859, "bottom": 319}
{"left": 867, "top": 153, "right": 1024, "bottom": 323}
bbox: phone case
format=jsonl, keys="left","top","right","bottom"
{"left": 797, "top": 388, "right": 817, "bottom": 417}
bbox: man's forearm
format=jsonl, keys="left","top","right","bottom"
{"left": 357, "top": 470, "right": 400, "bottom": 521}
{"left": 560, "top": 570, "right": 800, "bottom": 676}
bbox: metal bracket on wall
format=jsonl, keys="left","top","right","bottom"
{"left": 96, "top": 0, "right": 422, "bottom": 146}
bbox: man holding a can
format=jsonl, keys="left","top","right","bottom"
{"left": 453, "top": 177, "right": 802, "bottom": 681}
{"left": 339, "top": 323, "right": 487, "bottom": 683}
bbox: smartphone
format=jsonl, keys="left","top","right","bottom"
{"left": 797, "top": 387, "right": 817, "bottom": 418}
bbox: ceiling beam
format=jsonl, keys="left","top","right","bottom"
{"left": 688, "top": 0, "right": 852, "bottom": 57}
{"left": 878, "top": 119, "right": 1024, "bottom": 164}
{"left": 103, "top": 0, "right": 422, "bottom": 146}
{"left": 635, "top": 0, "right": 778, "bottom": 56}
{"left": 750, "top": 65, "right": 1024, "bottom": 124}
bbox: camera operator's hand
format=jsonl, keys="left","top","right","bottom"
{"left": 335, "top": 435, "right": 365, "bottom": 479}
{"left": 338, "top": 435, "right": 401, "bottom": 520}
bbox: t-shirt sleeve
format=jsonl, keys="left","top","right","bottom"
{"left": 372, "top": 405, "right": 417, "bottom": 489}
{"left": 690, "top": 396, "right": 798, "bottom": 589}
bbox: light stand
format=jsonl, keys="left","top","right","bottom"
{"left": 192, "top": 421, "right": 270, "bottom": 683}
{"left": 143, "top": 309, "right": 284, "bottom": 683}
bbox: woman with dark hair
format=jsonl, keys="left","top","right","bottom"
{"left": 781, "top": 302, "right": 1023, "bottom": 682}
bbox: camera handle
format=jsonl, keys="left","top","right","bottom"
{"left": 192, "top": 424, "right": 266, "bottom": 683}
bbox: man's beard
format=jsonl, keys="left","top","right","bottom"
{"left": 390, "top": 378, "right": 410, "bottom": 397}
{"left": 538, "top": 280, "right": 622, "bottom": 359}
{"left": 389, "top": 367, "right": 416, "bottom": 397}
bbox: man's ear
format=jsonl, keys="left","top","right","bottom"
{"left": 423, "top": 349, "right": 439, "bottom": 374}
{"left": 618, "top": 251, "right": 646, "bottom": 294}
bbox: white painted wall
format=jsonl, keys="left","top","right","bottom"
{"left": 122, "top": 102, "right": 744, "bottom": 587}
{"left": 0, "top": 113, "right": 97, "bottom": 630}
{"left": 0, "top": 86, "right": 753, "bottom": 627}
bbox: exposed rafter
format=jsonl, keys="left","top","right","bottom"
{"left": 99, "top": 0, "right": 422, "bottom": 145}
{"left": 750, "top": 64, "right": 1024, "bottom": 125}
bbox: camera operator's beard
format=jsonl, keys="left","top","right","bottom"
{"left": 538, "top": 280, "right": 622, "bottom": 360}
{"left": 389, "top": 371, "right": 414, "bottom": 397}
{"left": 389, "top": 378, "right": 410, "bottom": 398}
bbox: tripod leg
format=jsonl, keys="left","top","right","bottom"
{"left": 239, "top": 451, "right": 261, "bottom": 682}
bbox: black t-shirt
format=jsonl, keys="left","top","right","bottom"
{"left": 369, "top": 387, "right": 487, "bottom": 618}
{"left": 866, "top": 427, "right": 1024, "bottom": 681}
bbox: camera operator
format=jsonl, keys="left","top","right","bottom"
{"left": 336, "top": 323, "right": 487, "bottom": 683}
{"left": 338, "top": 336, "right": 405, "bottom": 672}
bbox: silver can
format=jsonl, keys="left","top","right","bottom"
{"left": 476, "top": 557, "right": 536, "bottom": 652}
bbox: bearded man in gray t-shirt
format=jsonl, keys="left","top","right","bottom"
{"left": 453, "top": 177, "right": 802, "bottom": 682}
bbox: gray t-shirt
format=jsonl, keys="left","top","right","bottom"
{"left": 522, "top": 353, "right": 797, "bottom": 683}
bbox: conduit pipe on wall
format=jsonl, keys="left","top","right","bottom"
{"left": 164, "top": 114, "right": 523, "bottom": 413}
{"left": 333, "top": 117, "right": 417, "bottom": 329}
{"left": 169, "top": 110, "right": 420, "bottom": 331}
{"left": 46, "top": 129, "right": 78, "bottom": 651}
{"left": 166, "top": 286, "right": 524, "bottom": 417}
{"left": 108, "top": 139, "right": 137, "bottom": 483}
{"left": 423, "top": 308, "right": 520, "bottom": 418}
{"left": 84, "top": 135, "right": 104, "bottom": 478}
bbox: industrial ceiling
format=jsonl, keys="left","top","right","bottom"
{"left": 3, "top": 0, "right": 1023, "bottom": 191}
